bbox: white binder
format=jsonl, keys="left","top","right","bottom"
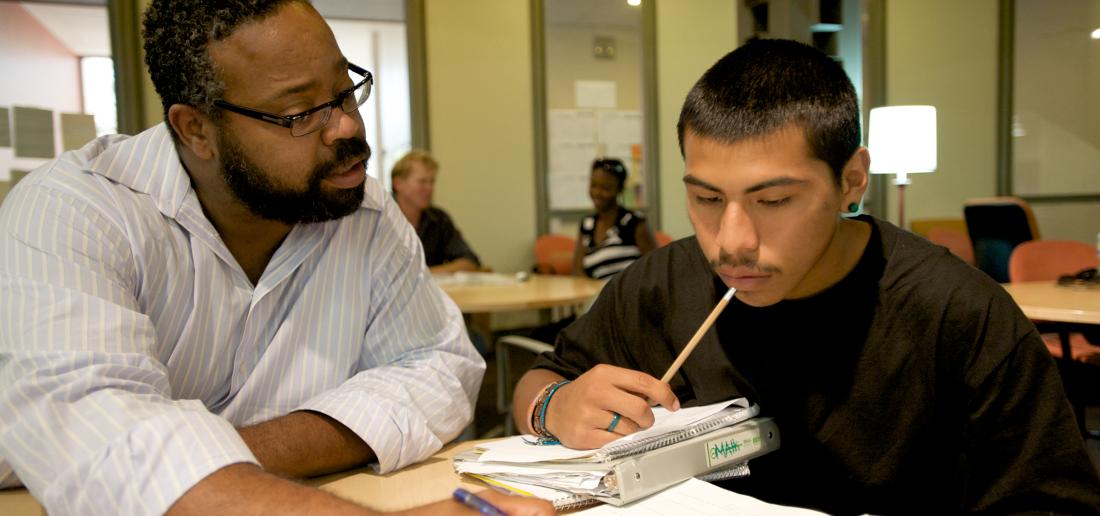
{"left": 455, "top": 416, "right": 780, "bottom": 507}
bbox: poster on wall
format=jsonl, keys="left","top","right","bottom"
{"left": 14, "top": 107, "right": 55, "bottom": 159}
{"left": 0, "top": 108, "right": 10, "bottom": 148}
{"left": 547, "top": 108, "right": 642, "bottom": 211}
{"left": 61, "top": 113, "right": 98, "bottom": 151}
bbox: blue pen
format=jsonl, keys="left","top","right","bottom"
{"left": 453, "top": 487, "right": 508, "bottom": 516}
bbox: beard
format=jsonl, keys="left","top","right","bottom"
{"left": 217, "top": 130, "right": 368, "bottom": 224}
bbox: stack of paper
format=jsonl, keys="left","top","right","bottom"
{"left": 454, "top": 399, "right": 776, "bottom": 507}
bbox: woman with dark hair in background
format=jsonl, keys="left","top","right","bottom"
{"left": 572, "top": 158, "right": 657, "bottom": 279}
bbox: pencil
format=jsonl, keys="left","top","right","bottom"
{"left": 659, "top": 287, "right": 736, "bottom": 384}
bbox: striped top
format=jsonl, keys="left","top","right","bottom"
{"left": 579, "top": 208, "right": 646, "bottom": 280}
{"left": 0, "top": 124, "right": 484, "bottom": 515}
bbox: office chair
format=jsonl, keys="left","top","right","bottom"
{"left": 654, "top": 230, "right": 674, "bottom": 248}
{"left": 533, "top": 234, "right": 576, "bottom": 275}
{"left": 963, "top": 197, "right": 1039, "bottom": 283}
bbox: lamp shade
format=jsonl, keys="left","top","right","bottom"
{"left": 868, "top": 105, "right": 937, "bottom": 175}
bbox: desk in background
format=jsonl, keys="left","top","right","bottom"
{"left": 0, "top": 440, "right": 491, "bottom": 515}
{"left": 438, "top": 273, "right": 604, "bottom": 314}
{"left": 1002, "top": 281, "right": 1100, "bottom": 325}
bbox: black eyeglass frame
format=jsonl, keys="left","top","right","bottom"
{"left": 212, "top": 63, "right": 373, "bottom": 137}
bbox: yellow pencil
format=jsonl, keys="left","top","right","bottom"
{"left": 659, "top": 287, "right": 736, "bottom": 384}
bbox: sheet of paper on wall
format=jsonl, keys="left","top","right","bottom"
{"left": 597, "top": 111, "right": 642, "bottom": 145}
{"left": 549, "top": 174, "right": 591, "bottom": 211}
{"left": 61, "top": 113, "right": 98, "bottom": 151}
{"left": 549, "top": 109, "right": 598, "bottom": 144}
{"left": 575, "top": 80, "right": 617, "bottom": 109}
{"left": 14, "top": 106, "right": 55, "bottom": 159}
{"left": 575, "top": 478, "right": 826, "bottom": 516}
{"left": 0, "top": 107, "right": 11, "bottom": 148}
{"left": 548, "top": 140, "right": 598, "bottom": 210}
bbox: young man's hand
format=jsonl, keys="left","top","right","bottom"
{"left": 544, "top": 364, "right": 679, "bottom": 449}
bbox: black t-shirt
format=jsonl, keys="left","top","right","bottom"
{"left": 532, "top": 216, "right": 1100, "bottom": 514}
{"left": 415, "top": 206, "right": 480, "bottom": 268}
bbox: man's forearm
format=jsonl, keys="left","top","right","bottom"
{"left": 238, "top": 410, "right": 375, "bottom": 478}
{"left": 512, "top": 369, "right": 565, "bottom": 434}
{"left": 166, "top": 463, "right": 375, "bottom": 515}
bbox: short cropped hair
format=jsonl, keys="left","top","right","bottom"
{"left": 591, "top": 158, "right": 628, "bottom": 190}
{"left": 677, "top": 39, "right": 861, "bottom": 181}
{"left": 142, "top": 0, "right": 306, "bottom": 141}
{"left": 391, "top": 150, "right": 439, "bottom": 183}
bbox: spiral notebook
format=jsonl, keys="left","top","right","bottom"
{"left": 454, "top": 399, "right": 778, "bottom": 506}
{"left": 473, "top": 398, "right": 758, "bottom": 465}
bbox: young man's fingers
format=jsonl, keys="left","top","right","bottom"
{"left": 606, "top": 369, "right": 680, "bottom": 412}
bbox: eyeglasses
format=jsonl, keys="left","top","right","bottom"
{"left": 213, "top": 63, "right": 373, "bottom": 137}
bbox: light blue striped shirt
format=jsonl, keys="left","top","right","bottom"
{"left": 0, "top": 124, "right": 485, "bottom": 515}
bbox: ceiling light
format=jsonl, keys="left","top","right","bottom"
{"left": 1092, "top": 28, "right": 1100, "bottom": 39}
{"left": 627, "top": 0, "right": 641, "bottom": 6}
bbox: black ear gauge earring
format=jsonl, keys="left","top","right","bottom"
{"left": 848, "top": 202, "right": 860, "bottom": 213}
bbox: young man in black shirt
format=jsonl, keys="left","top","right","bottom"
{"left": 512, "top": 39, "right": 1100, "bottom": 514}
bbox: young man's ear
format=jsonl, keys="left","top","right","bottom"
{"left": 167, "top": 104, "right": 217, "bottom": 160}
{"left": 840, "top": 147, "right": 870, "bottom": 205}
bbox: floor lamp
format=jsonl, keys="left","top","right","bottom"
{"left": 868, "top": 106, "right": 937, "bottom": 230}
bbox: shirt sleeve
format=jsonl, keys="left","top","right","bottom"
{"left": 959, "top": 292, "right": 1100, "bottom": 512}
{"left": 296, "top": 200, "right": 485, "bottom": 473}
{"left": 0, "top": 180, "right": 259, "bottom": 515}
{"left": 435, "top": 209, "right": 480, "bottom": 267}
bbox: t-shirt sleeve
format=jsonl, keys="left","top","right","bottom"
{"left": 958, "top": 292, "right": 1100, "bottom": 512}
{"left": 440, "top": 212, "right": 480, "bottom": 266}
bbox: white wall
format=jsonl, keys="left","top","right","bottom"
{"left": 0, "top": 3, "right": 83, "bottom": 188}
{"left": 884, "top": 0, "right": 999, "bottom": 229}
{"left": 545, "top": 25, "right": 643, "bottom": 110}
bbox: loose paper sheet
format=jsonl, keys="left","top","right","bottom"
{"left": 576, "top": 478, "right": 827, "bottom": 515}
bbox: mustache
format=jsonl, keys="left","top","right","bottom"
{"left": 709, "top": 249, "right": 780, "bottom": 274}
{"left": 320, "top": 137, "right": 371, "bottom": 177}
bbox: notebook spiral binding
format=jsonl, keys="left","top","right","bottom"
{"left": 591, "top": 404, "right": 760, "bottom": 463}
{"left": 697, "top": 461, "right": 751, "bottom": 481}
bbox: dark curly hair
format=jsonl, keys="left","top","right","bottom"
{"left": 677, "top": 39, "right": 861, "bottom": 183}
{"left": 142, "top": 0, "right": 307, "bottom": 140}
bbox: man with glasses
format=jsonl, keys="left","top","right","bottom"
{"left": 0, "top": 1, "right": 549, "bottom": 515}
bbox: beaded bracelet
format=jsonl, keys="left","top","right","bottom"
{"left": 530, "top": 380, "right": 570, "bottom": 445}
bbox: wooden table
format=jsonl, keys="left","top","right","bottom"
{"left": 440, "top": 273, "right": 605, "bottom": 314}
{"left": 0, "top": 440, "right": 492, "bottom": 515}
{"left": 1002, "top": 281, "right": 1100, "bottom": 324}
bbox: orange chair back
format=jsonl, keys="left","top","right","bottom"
{"left": 654, "top": 230, "right": 673, "bottom": 248}
{"left": 927, "top": 227, "right": 975, "bottom": 265}
{"left": 1008, "top": 240, "right": 1098, "bottom": 282}
{"left": 534, "top": 234, "right": 577, "bottom": 275}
